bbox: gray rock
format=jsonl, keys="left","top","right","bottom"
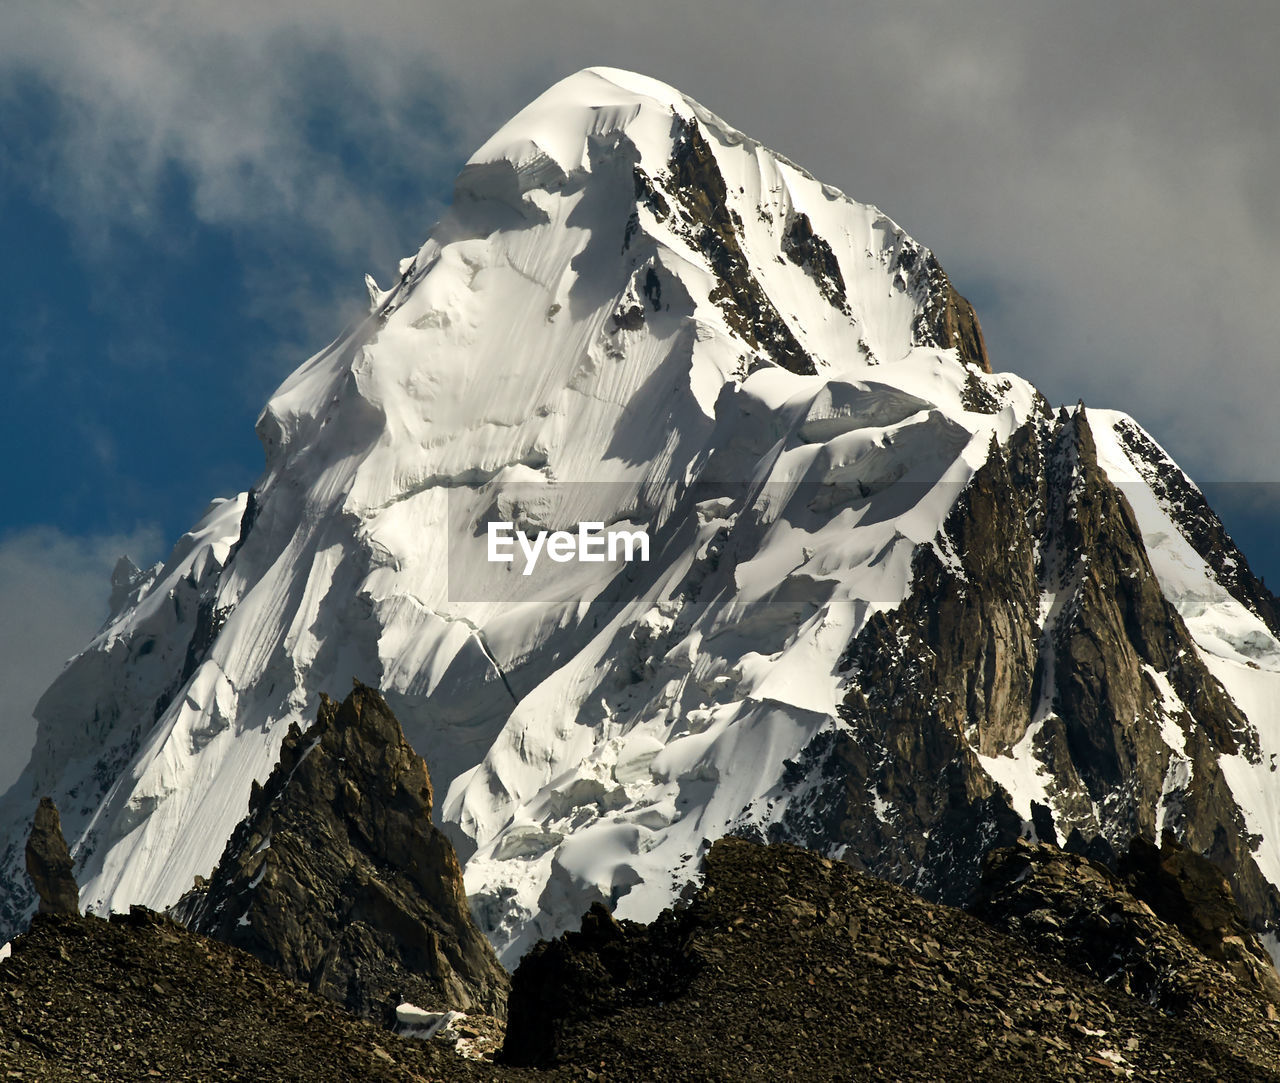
{"left": 174, "top": 682, "right": 508, "bottom": 1024}
{"left": 769, "top": 406, "right": 1280, "bottom": 947}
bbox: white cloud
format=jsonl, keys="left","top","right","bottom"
{"left": 0, "top": 526, "right": 162, "bottom": 794}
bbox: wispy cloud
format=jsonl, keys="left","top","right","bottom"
{"left": 2, "top": 4, "right": 457, "bottom": 254}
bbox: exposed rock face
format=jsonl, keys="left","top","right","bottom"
{"left": 663, "top": 117, "right": 817, "bottom": 376}
{"left": 973, "top": 838, "right": 1280, "bottom": 1024}
{"left": 176, "top": 683, "right": 508, "bottom": 1024}
{"left": 501, "top": 838, "right": 1280, "bottom": 1079}
{"left": 24, "top": 797, "right": 78, "bottom": 916}
{"left": 915, "top": 254, "right": 991, "bottom": 372}
{"left": 1119, "top": 833, "right": 1280, "bottom": 1002}
{"left": 782, "top": 210, "right": 849, "bottom": 312}
{"left": 771, "top": 406, "right": 1280, "bottom": 941}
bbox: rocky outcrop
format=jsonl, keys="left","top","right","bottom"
{"left": 501, "top": 837, "right": 1280, "bottom": 1079}
{"left": 24, "top": 797, "right": 78, "bottom": 916}
{"left": 782, "top": 210, "right": 849, "bottom": 312}
{"left": 915, "top": 254, "right": 991, "bottom": 372}
{"left": 0, "top": 907, "right": 498, "bottom": 1082}
{"left": 771, "top": 419, "right": 1050, "bottom": 903}
{"left": 175, "top": 683, "right": 508, "bottom": 1025}
{"left": 771, "top": 406, "right": 1280, "bottom": 943}
{"left": 664, "top": 117, "right": 817, "bottom": 376}
{"left": 1119, "top": 833, "right": 1280, "bottom": 1002}
{"left": 7, "top": 837, "right": 1280, "bottom": 1080}
{"left": 973, "top": 838, "right": 1280, "bottom": 1026}
{"left": 1041, "top": 411, "right": 1271, "bottom": 931}
{"left": 500, "top": 900, "right": 700, "bottom": 1067}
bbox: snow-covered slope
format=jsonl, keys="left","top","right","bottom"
{"left": 3, "top": 68, "right": 1278, "bottom": 963}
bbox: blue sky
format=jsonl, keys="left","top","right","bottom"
{"left": 2, "top": 1, "right": 1278, "bottom": 788}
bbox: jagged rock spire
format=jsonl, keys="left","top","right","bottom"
{"left": 25, "top": 797, "right": 78, "bottom": 916}
{"left": 174, "top": 682, "right": 509, "bottom": 1024}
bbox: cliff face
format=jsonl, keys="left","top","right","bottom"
{"left": 772, "top": 406, "right": 1280, "bottom": 940}
{"left": 916, "top": 256, "right": 991, "bottom": 373}
{"left": 175, "top": 683, "right": 508, "bottom": 1024}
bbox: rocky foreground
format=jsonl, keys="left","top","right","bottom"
{"left": 0, "top": 906, "right": 513, "bottom": 1083}
{"left": 3, "top": 836, "right": 1280, "bottom": 1081}
{"left": 4, "top": 686, "right": 1280, "bottom": 1080}
{"left": 500, "top": 838, "right": 1280, "bottom": 1081}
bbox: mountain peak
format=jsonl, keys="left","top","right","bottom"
{"left": 467, "top": 67, "right": 691, "bottom": 179}
{"left": 2, "top": 70, "right": 1277, "bottom": 978}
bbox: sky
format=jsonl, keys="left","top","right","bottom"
{"left": 1, "top": 1, "right": 1277, "bottom": 789}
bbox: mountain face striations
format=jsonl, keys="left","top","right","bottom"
{"left": 1, "top": 67, "right": 1278, "bottom": 976}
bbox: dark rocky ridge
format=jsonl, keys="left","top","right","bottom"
{"left": 973, "top": 838, "right": 1280, "bottom": 1019}
{"left": 782, "top": 210, "right": 849, "bottom": 312}
{"left": 1119, "top": 833, "right": 1280, "bottom": 999}
{"left": 0, "top": 907, "right": 511, "bottom": 1082}
{"left": 916, "top": 255, "right": 991, "bottom": 373}
{"left": 7, "top": 837, "right": 1280, "bottom": 1081}
{"left": 501, "top": 838, "right": 1280, "bottom": 1079}
{"left": 884, "top": 239, "right": 991, "bottom": 373}
{"left": 652, "top": 116, "right": 992, "bottom": 382}
{"left": 770, "top": 405, "right": 1280, "bottom": 943}
{"left": 175, "top": 682, "right": 508, "bottom": 1025}
{"left": 1111, "top": 416, "right": 1280, "bottom": 637}
{"left": 23, "top": 797, "right": 78, "bottom": 916}
{"left": 663, "top": 116, "right": 818, "bottom": 376}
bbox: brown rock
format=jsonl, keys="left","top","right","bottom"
{"left": 972, "top": 836, "right": 1280, "bottom": 1037}
{"left": 1121, "top": 833, "right": 1280, "bottom": 1003}
{"left": 24, "top": 797, "right": 78, "bottom": 916}
{"left": 767, "top": 405, "right": 1280, "bottom": 950}
{"left": 919, "top": 259, "right": 991, "bottom": 373}
{"left": 501, "top": 838, "right": 1280, "bottom": 1080}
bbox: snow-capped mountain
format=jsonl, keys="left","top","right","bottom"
{"left": 4, "top": 67, "right": 1280, "bottom": 965}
